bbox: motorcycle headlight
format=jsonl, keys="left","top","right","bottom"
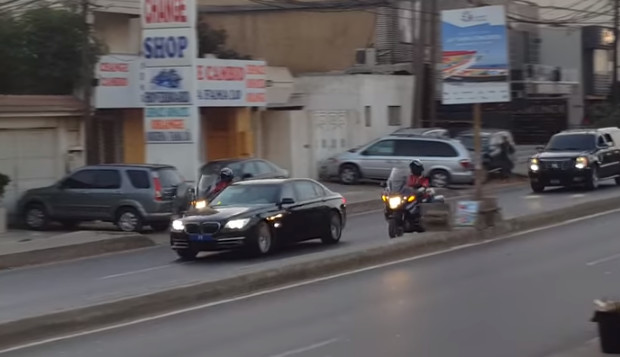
{"left": 575, "top": 156, "right": 588, "bottom": 169}
{"left": 194, "top": 200, "right": 207, "bottom": 209}
{"left": 388, "top": 196, "right": 402, "bottom": 209}
{"left": 225, "top": 218, "right": 250, "bottom": 230}
{"left": 171, "top": 219, "right": 185, "bottom": 232}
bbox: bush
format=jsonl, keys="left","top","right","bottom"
{"left": 589, "top": 102, "right": 620, "bottom": 128}
{"left": 0, "top": 173, "right": 9, "bottom": 199}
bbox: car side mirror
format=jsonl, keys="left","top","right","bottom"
{"left": 242, "top": 173, "right": 253, "bottom": 180}
{"left": 280, "top": 198, "right": 295, "bottom": 206}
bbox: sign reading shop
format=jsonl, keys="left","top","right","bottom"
{"left": 142, "top": 28, "right": 196, "bottom": 67}
{"left": 142, "top": 66, "right": 192, "bottom": 105}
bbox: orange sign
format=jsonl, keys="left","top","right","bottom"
{"left": 150, "top": 119, "right": 186, "bottom": 130}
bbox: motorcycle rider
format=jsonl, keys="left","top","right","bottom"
{"left": 206, "top": 167, "right": 235, "bottom": 200}
{"left": 407, "top": 160, "right": 432, "bottom": 202}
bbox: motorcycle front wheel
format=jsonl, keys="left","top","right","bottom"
{"left": 388, "top": 218, "right": 399, "bottom": 238}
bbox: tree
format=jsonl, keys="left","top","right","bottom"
{"left": 0, "top": 5, "right": 105, "bottom": 95}
{"left": 197, "top": 21, "right": 251, "bottom": 60}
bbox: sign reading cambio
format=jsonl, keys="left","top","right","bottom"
{"left": 195, "top": 58, "right": 267, "bottom": 107}
{"left": 142, "top": 0, "right": 196, "bottom": 29}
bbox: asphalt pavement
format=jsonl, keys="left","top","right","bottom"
{"left": 2, "top": 181, "right": 620, "bottom": 327}
{"left": 4, "top": 201, "right": 620, "bottom": 357}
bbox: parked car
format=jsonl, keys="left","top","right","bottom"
{"left": 170, "top": 178, "right": 346, "bottom": 258}
{"left": 456, "top": 128, "right": 516, "bottom": 177}
{"left": 18, "top": 164, "right": 191, "bottom": 232}
{"left": 391, "top": 127, "right": 450, "bottom": 139}
{"left": 528, "top": 127, "right": 620, "bottom": 192}
{"left": 319, "top": 135, "right": 473, "bottom": 187}
{"left": 196, "top": 158, "right": 289, "bottom": 200}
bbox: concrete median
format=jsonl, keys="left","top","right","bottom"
{"left": 1, "top": 193, "right": 619, "bottom": 350}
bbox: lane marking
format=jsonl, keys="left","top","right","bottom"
{"left": 572, "top": 194, "right": 586, "bottom": 198}
{"left": 98, "top": 265, "right": 171, "bottom": 280}
{"left": 267, "top": 338, "right": 340, "bottom": 357}
{"left": 525, "top": 195, "right": 541, "bottom": 199}
{"left": 3, "top": 207, "right": 620, "bottom": 354}
{"left": 587, "top": 252, "right": 620, "bottom": 267}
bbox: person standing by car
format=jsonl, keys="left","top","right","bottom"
{"left": 206, "top": 168, "right": 234, "bottom": 201}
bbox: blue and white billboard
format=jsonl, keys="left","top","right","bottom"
{"left": 441, "top": 5, "right": 511, "bottom": 105}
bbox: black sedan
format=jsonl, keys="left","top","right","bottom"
{"left": 170, "top": 178, "right": 347, "bottom": 259}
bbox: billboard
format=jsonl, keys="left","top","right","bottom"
{"left": 440, "top": 5, "right": 510, "bottom": 105}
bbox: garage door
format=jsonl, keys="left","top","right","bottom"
{"left": 0, "top": 129, "right": 57, "bottom": 214}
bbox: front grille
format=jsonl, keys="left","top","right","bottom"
{"left": 201, "top": 222, "right": 221, "bottom": 234}
{"left": 540, "top": 159, "right": 572, "bottom": 170}
{"left": 183, "top": 222, "right": 220, "bottom": 234}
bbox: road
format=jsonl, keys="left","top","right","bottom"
{"left": 4, "top": 203, "right": 620, "bottom": 356}
{"left": 2, "top": 182, "right": 620, "bottom": 326}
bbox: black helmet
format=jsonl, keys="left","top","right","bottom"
{"left": 409, "top": 160, "right": 424, "bottom": 176}
{"left": 219, "top": 167, "right": 234, "bottom": 182}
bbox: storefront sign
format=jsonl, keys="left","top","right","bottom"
{"left": 94, "top": 55, "right": 142, "bottom": 108}
{"left": 142, "top": 66, "right": 192, "bottom": 105}
{"left": 145, "top": 106, "right": 193, "bottom": 143}
{"left": 195, "top": 58, "right": 267, "bottom": 107}
{"left": 142, "top": 0, "right": 195, "bottom": 29}
{"left": 441, "top": 6, "right": 510, "bottom": 105}
{"left": 142, "top": 28, "right": 196, "bottom": 67}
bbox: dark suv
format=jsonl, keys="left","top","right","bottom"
{"left": 528, "top": 129, "right": 620, "bottom": 192}
{"left": 18, "top": 164, "right": 191, "bottom": 232}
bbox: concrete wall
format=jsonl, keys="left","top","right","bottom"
{"left": 538, "top": 27, "right": 584, "bottom": 127}
{"left": 93, "top": 12, "right": 141, "bottom": 55}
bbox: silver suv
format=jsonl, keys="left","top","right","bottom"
{"left": 320, "top": 135, "right": 474, "bottom": 187}
{"left": 18, "top": 164, "right": 191, "bottom": 232}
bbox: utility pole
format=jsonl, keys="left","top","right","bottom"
{"left": 410, "top": 0, "right": 418, "bottom": 127}
{"left": 413, "top": 0, "right": 428, "bottom": 128}
{"left": 613, "top": 0, "right": 619, "bottom": 103}
{"left": 428, "top": 0, "right": 438, "bottom": 126}
{"left": 80, "top": 0, "right": 97, "bottom": 165}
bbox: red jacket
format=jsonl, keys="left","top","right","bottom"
{"left": 407, "top": 175, "right": 430, "bottom": 189}
{"left": 209, "top": 181, "right": 231, "bottom": 199}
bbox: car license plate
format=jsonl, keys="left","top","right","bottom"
{"left": 550, "top": 179, "right": 560, "bottom": 185}
{"left": 551, "top": 163, "right": 558, "bottom": 168}
{"left": 189, "top": 234, "right": 213, "bottom": 242}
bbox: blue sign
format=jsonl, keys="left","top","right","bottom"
{"left": 143, "top": 36, "right": 188, "bottom": 60}
{"left": 151, "top": 69, "right": 183, "bottom": 89}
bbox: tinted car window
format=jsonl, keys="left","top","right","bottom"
{"left": 211, "top": 184, "right": 281, "bottom": 206}
{"left": 93, "top": 170, "right": 121, "bottom": 189}
{"left": 242, "top": 162, "right": 260, "bottom": 177}
{"left": 255, "top": 161, "right": 276, "bottom": 175}
{"left": 156, "top": 168, "right": 183, "bottom": 187}
{"left": 420, "top": 141, "right": 458, "bottom": 157}
{"left": 280, "top": 183, "right": 295, "bottom": 201}
{"left": 365, "top": 140, "right": 395, "bottom": 156}
{"left": 63, "top": 170, "right": 96, "bottom": 189}
{"left": 294, "top": 181, "right": 321, "bottom": 201}
{"left": 395, "top": 140, "right": 424, "bottom": 156}
{"left": 201, "top": 161, "right": 233, "bottom": 175}
{"left": 127, "top": 170, "right": 151, "bottom": 189}
{"left": 546, "top": 134, "right": 595, "bottom": 151}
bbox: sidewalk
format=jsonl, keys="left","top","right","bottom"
{"left": 546, "top": 339, "right": 605, "bottom": 357}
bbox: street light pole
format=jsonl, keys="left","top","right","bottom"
{"left": 613, "top": 0, "right": 619, "bottom": 103}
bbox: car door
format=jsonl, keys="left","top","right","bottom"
{"left": 86, "top": 169, "right": 123, "bottom": 220}
{"left": 596, "top": 135, "right": 614, "bottom": 178}
{"left": 603, "top": 133, "right": 620, "bottom": 176}
{"left": 276, "top": 183, "right": 303, "bottom": 242}
{"left": 292, "top": 180, "right": 324, "bottom": 240}
{"left": 53, "top": 170, "right": 98, "bottom": 219}
{"left": 358, "top": 139, "right": 397, "bottom": 179}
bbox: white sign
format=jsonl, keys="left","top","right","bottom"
{"left": 145, "top": 106, "right": 193, "bottom": 143}
{"left": 195, "top": 58, "right": 267, "bottom": 107}
{"left": 142, "top": 0, "right": 196, "bottom": 29}
{"left": 441, "top": 5, "right": 511, "bottom": 105}
{"left": 142, "top": 66, "right": 193, "bottom": 105}
{"left": 94, "top": 55, "right": 142, "bottom": 108}
{"left": 142, "top": 28, "right": 196, "bottom": 67}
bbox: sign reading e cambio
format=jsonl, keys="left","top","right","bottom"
{"left": 142, "top": 28, "right": 196, "bottom": 67}
{"left": 195, "top": 58, "right": 267, "bottom": 107}
{"left": 142, "top": 0, "right": 196, "bottom": 29}
{"left": 145, "top": 106, "right": 193, "bottom": 143}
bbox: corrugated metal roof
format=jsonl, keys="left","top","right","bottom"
{"left": 0, "top": 95, "right": 86, "bottom": 115}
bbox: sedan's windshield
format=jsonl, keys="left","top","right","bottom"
{"left": 210, "top": 185, "right": 281, "bottom": 206}
{"left": 546, "top": 134, "right": 595, "bottom": 151}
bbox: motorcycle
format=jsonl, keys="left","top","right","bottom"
{"left": 382, "top": 167, "right": 445, "bottom": 238}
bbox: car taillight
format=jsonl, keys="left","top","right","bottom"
{"left": 342, "top": 197, "right": 347, "bottom": 205}
{"left": 460, "top": 159, "right": 473, "bottom": 170}
{"left": 153, "top": 176, "right": 163, "bottom": 201}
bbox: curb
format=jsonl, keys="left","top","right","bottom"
{"left": 1, "top": 194, "right": 618, "bottom": 349}
{"left": 0, "top": 234, "right": 156, "bottom": 270}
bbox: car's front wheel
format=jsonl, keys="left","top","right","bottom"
{"left": 586, "top": 166, "right": 599, "bottom": 191}
{"left": 175, "top": 249, "right": 198, "bottom": 261}
{"left": 24, "top": 203, "right": 49, "bottom": 230}
{"left": 530, "top": 181, "right": 545, "bottom": 193}
{"left": 247, "top": 221, "right": 274, "bottom": 256}
{"left": 321, "top": 212, "right": 342, "bottom": 245}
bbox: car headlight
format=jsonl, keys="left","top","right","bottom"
{"left": 530, "top": 158, "right": 539, "bottom": 172}
{"left": 194, "top": 200, "right": 207, "bottom": 209}
{"left": 225, "top": 218, "right": 250, "bottom": 230}
{"left": 388, "top": 196, "right": 402, "bottom": 209}
{"left": 171, "top": 219, "right": 185, "bottom": 232}
{"left": 575, "top": 156, "right": 588, "bottom": 169}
